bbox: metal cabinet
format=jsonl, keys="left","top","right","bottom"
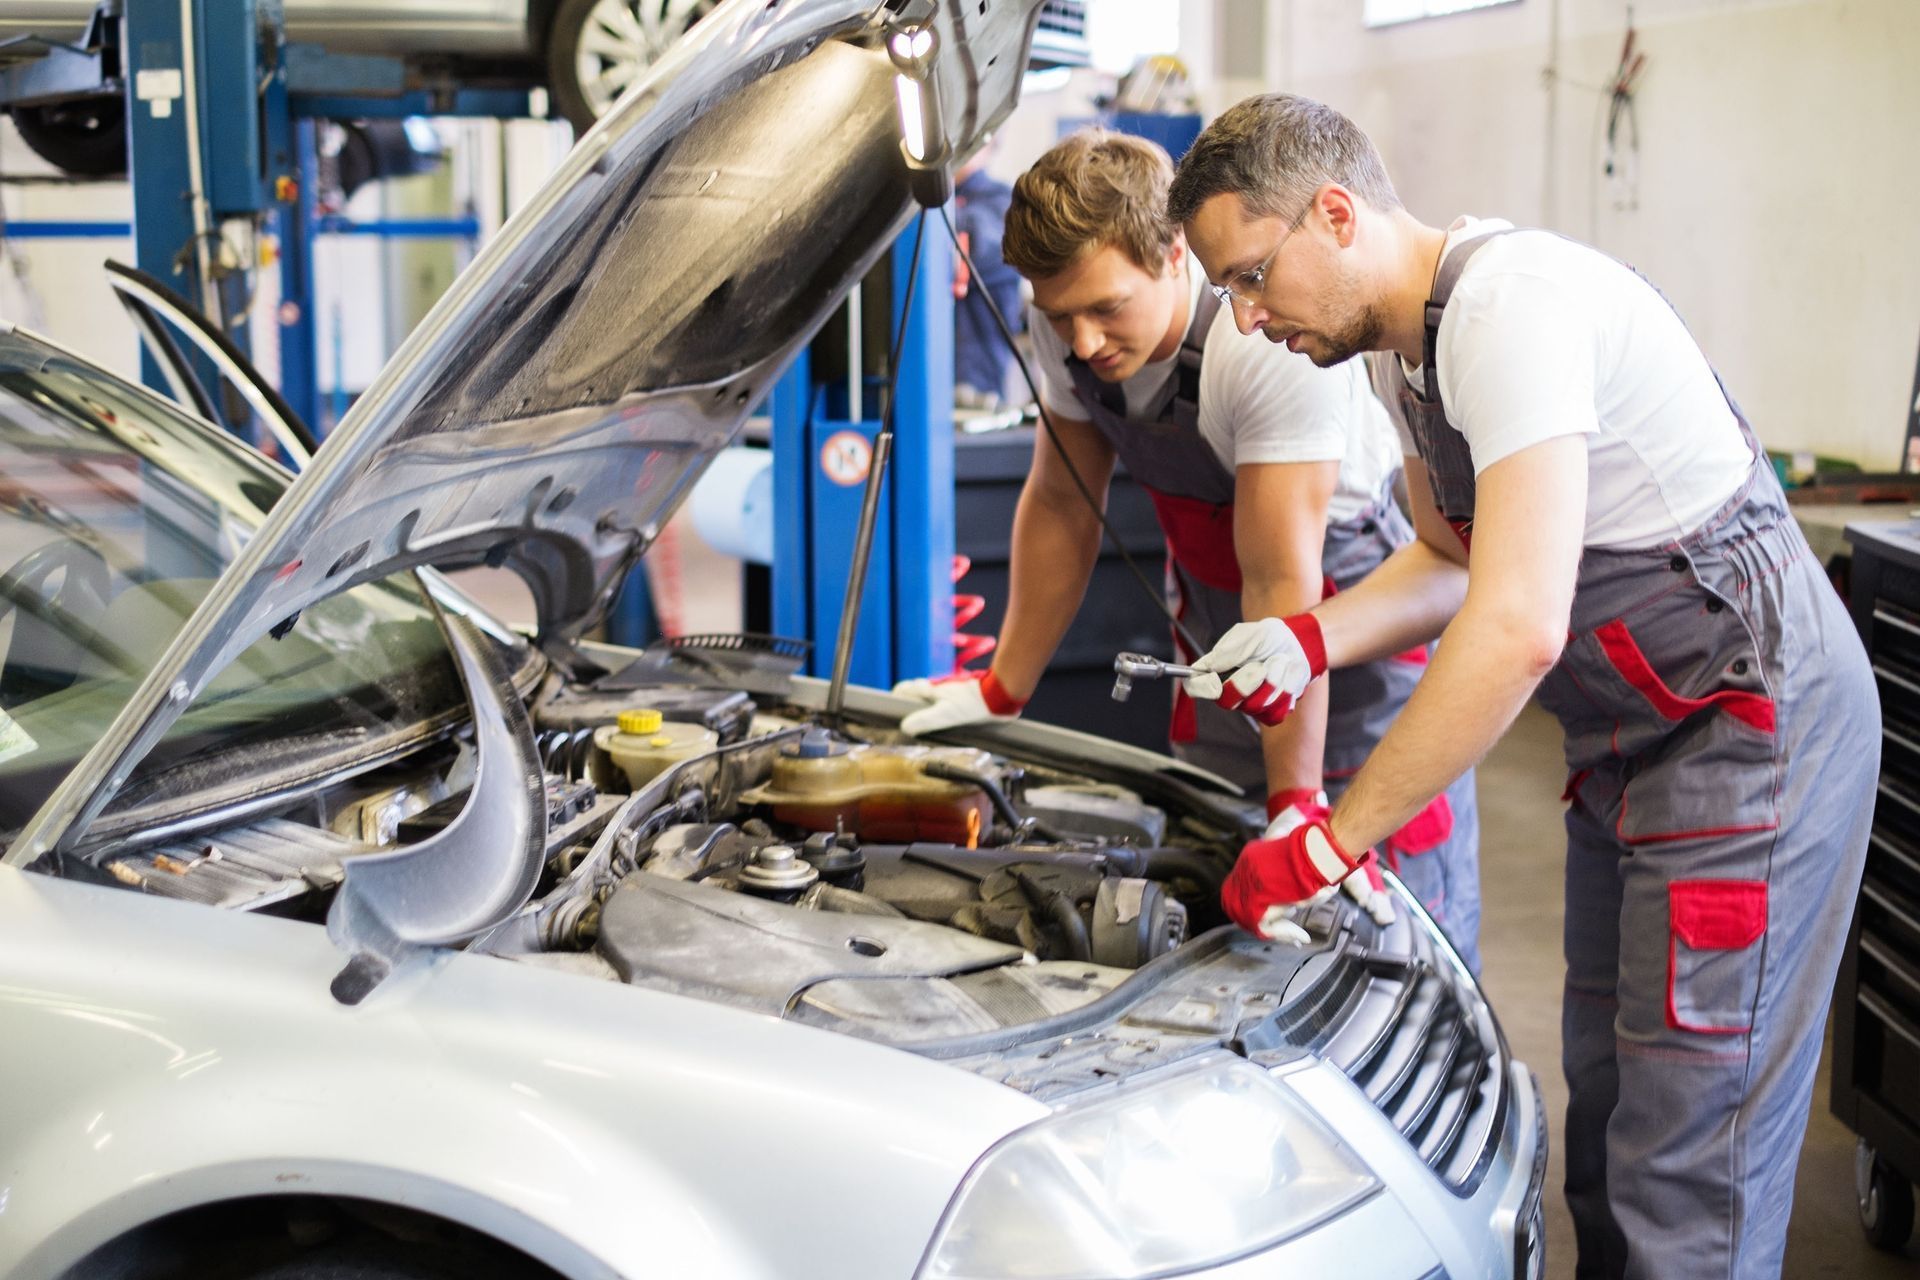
{"left": 1835, "top": 520, "right": 1920, "bottom": 1251}
{"left": 954, "top": 426, "right": 1170, "bottom": 750}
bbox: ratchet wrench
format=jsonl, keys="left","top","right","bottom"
{"left": 1111, "top": 652, "right": 1197, "bottom": 702}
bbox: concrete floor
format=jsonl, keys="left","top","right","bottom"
{"left": 1476, "top": 704, "right": 1918, "bottom": 1278}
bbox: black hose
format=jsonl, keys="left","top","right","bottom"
{"left": 920, "top": 760, "right": 1070, "bottom": 843}
{"left": 1142, "top": 848, "right": 1227, "bottom": 894}
{"left": 1012, "top": 867, "right": 1092, "bottom": 962}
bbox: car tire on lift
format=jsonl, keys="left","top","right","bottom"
{"left": 1857, "top": 1138, "right": 1916, "bottom": 1252}
{"left": 9, "top": 96, "right": 127, "bottom": 177}
{"left": 545, "top": 0, "right": 716, "bottom": 133}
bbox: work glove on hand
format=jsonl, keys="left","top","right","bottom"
{"left": 1225, "top": 808, "right": 1394, "bottom": 943}
{"left": 893, "top": 669, "right": 1026, "bottom": 737}
{"left": 1180, "top": 614, "right": 1326, "bottom": 728}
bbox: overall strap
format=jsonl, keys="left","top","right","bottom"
{"left": 1170, "top": 287, "right": 1223, "bottom": 416}
{"left": 1422, "top": 229, "right": 1518, "bottom": 406}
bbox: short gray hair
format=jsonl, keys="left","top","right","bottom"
{"left": 1167, "top": 94, "right": 1402, "bottom": 226}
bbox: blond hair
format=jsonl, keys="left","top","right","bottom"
{"left": 1003, "top": 129, "right": 1177, "bottom": 279}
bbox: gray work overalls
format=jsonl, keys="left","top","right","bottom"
{"left": 1066, "top": 290, "right": 1482, "bottom": 972}
{"left": 1395, "top": 229, "right": 1878, "bottom": 1279}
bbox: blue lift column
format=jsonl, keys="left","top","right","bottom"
{"left": 771, "top": 222, "right": 954, "bottom": 687}
{"left": 121, "top": 0, "right": 278, "bottom": 399}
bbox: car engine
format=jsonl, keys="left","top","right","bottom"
{"left": 87, "top": 648, "right": 1255, "bottom": 1044}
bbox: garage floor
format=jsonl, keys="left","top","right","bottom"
{"left": 1477, "top": 703, "right": 1918, "bottom": 1278}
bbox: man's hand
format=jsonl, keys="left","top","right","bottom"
{"left": 1255, "top": 789, "right": 1396, "bottom": 940}
{"left": 893, "top": 670, "right": 1026, "bottom": 737}
{"left": 1182, "top": 614, "right": 1327, "bottom": 726}
{"left": 1222, "top": 812, "right": 1359, "bottom": 941}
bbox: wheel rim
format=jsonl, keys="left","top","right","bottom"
{"left": 571, "top": 0, "right": 709, "bottom": 119}
{"left": 1858, "top": 1140, "right": 1882, "bottom": 1224}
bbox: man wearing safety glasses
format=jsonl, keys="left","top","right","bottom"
{"left": 1168, "top": 94, "right": 1877, "bottom": 1279}
{"left": 892, "top": 128, "right": 1482, "bottom": 969}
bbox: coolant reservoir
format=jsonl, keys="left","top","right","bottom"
{"left": 594, "top": 708, "right": 719, "bottom": 791}
{"left": 739, "top": 729, "right": 993, "bottom": 845}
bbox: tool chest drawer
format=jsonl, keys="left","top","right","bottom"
{"left": 1835, "top": 522, "right": 1920, "bottom": 1181}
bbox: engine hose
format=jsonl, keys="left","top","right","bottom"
{"left": 1142, "top": 849, "right": 1227, "bottom": 894}
{"left": 1012, "top": 868, "right": 1092, "bottom": 963}
{"left": 920, "top": 761, "right": 1070, "bottom": 844}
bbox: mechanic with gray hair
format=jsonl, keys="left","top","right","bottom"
{"left": 1164, "top": 92, "right": 1877, "bottom": 1280}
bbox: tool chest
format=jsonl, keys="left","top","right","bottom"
{"left": 1835, "top": 520, "right": 1920, "bottom": 1249}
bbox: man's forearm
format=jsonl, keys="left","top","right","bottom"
{"left": 993, "top": 484, "right": 1104, "bottom": 700}
{"left": 1312, "top": 538, "right": 1468, "bottom": 670}
{"left": 1326, "top": 599, "right": 1560, "bottom": 853}
{"left": 1244, "top": 572, "right": 1329, "bottom": 799}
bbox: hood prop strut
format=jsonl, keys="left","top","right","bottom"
{"left": 824, "top": 210, "right": 928, "bottom": 725}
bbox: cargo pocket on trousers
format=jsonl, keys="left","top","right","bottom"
{"left": 1667, "top": 879, "right": 1767, "bottom": 1034}
{"left": 1595, "top": 618, "right": 1781, "bottom": 845}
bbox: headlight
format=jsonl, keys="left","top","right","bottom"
{"left": 916, "top": 1055, "right": 1378, "bottom": 1279}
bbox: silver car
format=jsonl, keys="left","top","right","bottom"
{"left": 0, "top": 1, "right": 1544, "bottom": 1277}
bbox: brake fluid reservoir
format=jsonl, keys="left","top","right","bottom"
{"left": 594, "top": 708, "right": 719, "bottom": 791}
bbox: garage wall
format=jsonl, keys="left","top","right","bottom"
{"left": 1186, "top": 0, "right": 1920, "bottom": 468}
{"left": 0, "top": 123, "right": 139, "bottom": 377}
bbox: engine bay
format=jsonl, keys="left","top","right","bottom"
{"left": 84, "top": 640, "right": 1262, "bottom": 1043}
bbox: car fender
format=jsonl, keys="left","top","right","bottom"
{"left": 0, "top": 868, "right": 1045, "bottom": 1279}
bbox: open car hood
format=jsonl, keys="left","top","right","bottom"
{"left": 11, "top": 0, "right": 1044, "bottom": 868}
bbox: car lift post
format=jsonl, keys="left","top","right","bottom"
{"left": 770, "top": 225, "right": 955, "bottom": 687}
{"left": 121, "top": 0, "right": 277, "bottom": 401}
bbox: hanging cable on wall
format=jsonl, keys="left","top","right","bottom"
{"left": 1604, "top": 9, "right": 1648, "bottom": 214}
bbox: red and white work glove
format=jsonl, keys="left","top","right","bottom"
{"left": 1229, "top": 790, "right": 1396, "bottom": 943}
{"left": 893, "top": 669, "right": 1027, "bottom": 737}
{"left": 1181, "top": 614, "right": 1327, "bottom": 727}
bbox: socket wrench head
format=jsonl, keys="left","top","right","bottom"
{"left": 1111, "top": 671, "right": 1135, "bottom": 702}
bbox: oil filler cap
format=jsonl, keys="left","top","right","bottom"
{"left": 617, "top": 708, "right": 664, "bottom": 735}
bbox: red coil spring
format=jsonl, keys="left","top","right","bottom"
{"left": 951, "top": 554, "right": 996, "bottom": 674}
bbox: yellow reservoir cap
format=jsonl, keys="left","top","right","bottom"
{"left": 617, "top": 708, "right": 664, "bottom": 735}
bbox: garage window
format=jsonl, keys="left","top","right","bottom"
{"left": 1364, "top": 0, "right": 1519, "bottom": 28}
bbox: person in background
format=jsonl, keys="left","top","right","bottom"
{"left": 952, "top": 140, "right": 1026, "bottom": 410}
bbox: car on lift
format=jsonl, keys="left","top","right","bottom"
{"left": 0, "top": 0, "right": 1544, "bottom": 1277}
{"left": 0, "top": 0, "right": 1087, "bottom": 174}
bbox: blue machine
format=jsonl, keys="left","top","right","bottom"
{"left": 771, "top": 225, "right": 956, "bottom": 690}
{"left": 1062, "top": 110, "right": 1203, "bottom": 160}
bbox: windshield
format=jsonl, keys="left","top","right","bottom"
{"left": 0, "top": 334, "right": 526, "bottom": 841}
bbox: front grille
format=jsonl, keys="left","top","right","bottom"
{"left": 1318, "top": 912, "right": 1506, "bottom": 1192}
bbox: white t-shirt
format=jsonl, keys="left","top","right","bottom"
{"left": 1394, "top": 217, "right": 1752, "bottom": 549}
{"left": 1029, "top": 257, "right": 1402, "bottom": 525}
